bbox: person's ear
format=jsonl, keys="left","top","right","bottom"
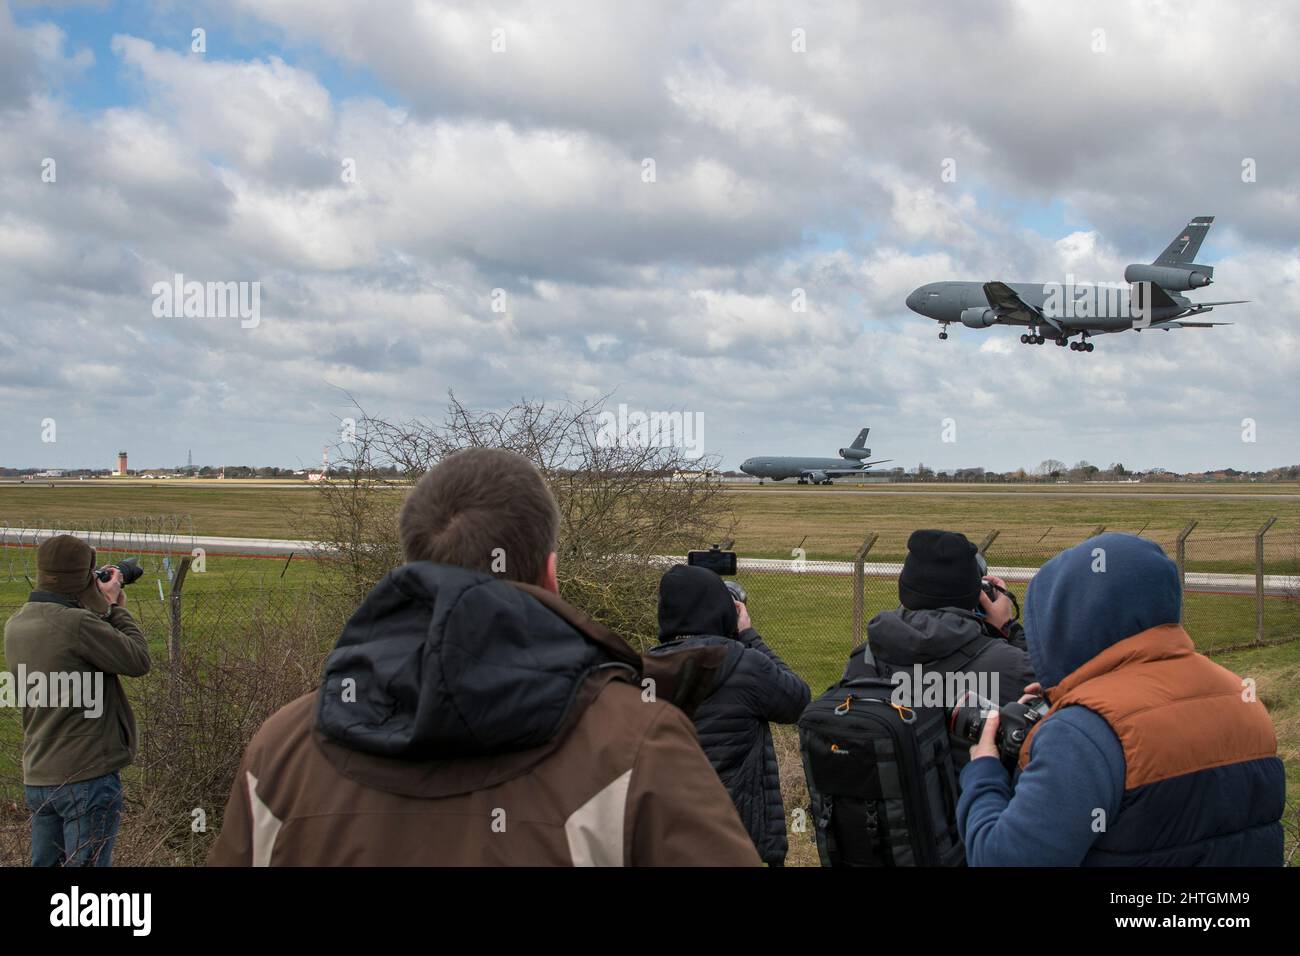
{"left": 537, "top": 551, "right": 559, "bottom": 594}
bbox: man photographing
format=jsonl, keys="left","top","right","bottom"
{"left": 3, "top": 535, "right": 152, "bottom": 866}
{"left": 649, "top": 563, "right": 811, "bottom": 865}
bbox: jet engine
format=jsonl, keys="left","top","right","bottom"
{"left": 808, "top": 471, "right": 828, "bottom": 483}
{"left": 838, "top": 447, "right": 871, "bottom": 459}
{"left": 1123, "top": 263, "right": 1213, "bottom": 290}
{"left": 959, "top": 307, "right": 998, "bottom": 328}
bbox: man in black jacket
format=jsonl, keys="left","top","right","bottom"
{"left": 863, "top": 530, "right": 1036, "bottom": 768}
{"left": 648, "top": 565, "right": 811, "bottom": 865}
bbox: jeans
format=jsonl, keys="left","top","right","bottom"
{"left": 25, "top": 771, "right": 123, "bottom": 867}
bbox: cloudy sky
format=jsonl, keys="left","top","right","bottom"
{"left": 1, "top": 0, "right": 1297, "bottom": 474}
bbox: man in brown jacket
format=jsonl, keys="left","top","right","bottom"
{"left": 208, "top": 448, "right": 760, "bottom": 866}
{"left": 3, "top": 535, "right": 151, "bottom": 866}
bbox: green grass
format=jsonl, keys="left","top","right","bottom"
{"left": 727, "top": 487, "right": 1300, "bottom": 573}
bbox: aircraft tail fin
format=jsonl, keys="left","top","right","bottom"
{"left": 839, "top": 428, "right": 872, "bottom": 460}
{"left": 1154, "top": 216, "right": 1213, "bottom": 266}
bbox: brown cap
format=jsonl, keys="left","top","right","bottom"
{"left": 36, "top": 534, "right": 111, "bottom": 616}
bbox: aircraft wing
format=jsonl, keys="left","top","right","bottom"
{"left": 982, "top": 281, "right": 1054, "bottom": 330}
{"left": 1155, "top": 299, "right": 1248, "bottom": 328}
{"left": 802, "top": 459, "right": 893, "bottom": 477}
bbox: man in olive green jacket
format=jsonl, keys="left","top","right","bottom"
{"left": 3, "top": 535, "right": 151, "bottom": 866}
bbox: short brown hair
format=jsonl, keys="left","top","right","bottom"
{"left": 398, "top": 448, "right": 559, "bottom": 584}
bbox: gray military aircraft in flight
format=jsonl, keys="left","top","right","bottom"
{"left": 740, "top": 428, "right": 891, "bottom": 484}
{"left": 905, "top": 216, "right": 1247, "bottom": 353}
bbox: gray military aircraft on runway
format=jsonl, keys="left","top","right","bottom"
{"left": 739, "top": 428, "right": 891, "bottom": 484}
{"left": 905, "top": 216, "right": 1247, "bottom": 353}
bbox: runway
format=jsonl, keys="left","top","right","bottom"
{"left": 723, "top": 487, "right": 1300, "bottom": 502}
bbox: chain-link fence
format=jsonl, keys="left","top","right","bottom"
{"left": 0, "top": 516, "right": 196, "bottom": 585}
{"left": 727, "top": 521, "right": 1300, "bottom": 692}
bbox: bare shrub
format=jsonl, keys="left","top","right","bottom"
{"left": 306, "top": 392, "right": 735, "bottom": 649}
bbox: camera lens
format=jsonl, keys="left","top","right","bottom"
{"left": 948, "top": 690, "right": 997, "bottom": 743}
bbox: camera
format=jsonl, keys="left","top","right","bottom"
{"left": 949, "top": 691, "right": 1050, "bottom": 765}
{"left": 686, "top": 542, "right": 746, "bottom": 604}
{"left": 687, "top": 543, "right": 737, "bottom": 576}
{"left": 96, "top": 556, "right": 144, "bottom": 587}
{"left": 975, "top": 551, "right": 998, "bottom": 599}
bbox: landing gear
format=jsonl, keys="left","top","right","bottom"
{"left": 1020, "top": 333, "right": 1046, "bottom": 345}
{"left": 939, "top": 322, "right": 949, "bottom": 340}
{"left": 1069, "top": 335, "right": 1096, "bottom": 353}
{"left": 1055, "top": 336, "right": 1068, "bottom": 347}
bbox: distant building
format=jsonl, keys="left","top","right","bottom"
{"left": 115, "top": 451, "right": 129, "bottom": 476}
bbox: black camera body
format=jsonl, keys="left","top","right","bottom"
{"left": 95, "top": 556, "right": 144, "bottom": 587}
{"left": 949, "top": 693, "right": 1050, "bottom": 766}
{"left": 686, "top": 544, "right": 746, "bottom": 604}
{"left": 686, "top": 544, "right": 737, "bottom": 576}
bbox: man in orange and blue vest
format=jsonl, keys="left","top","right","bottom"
{"left": 958, "top": 533, "right": 1284, "bottom": 865}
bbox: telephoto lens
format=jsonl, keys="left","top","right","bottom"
{"left": 96, "top": 556, "right": 144, "bottom": 586}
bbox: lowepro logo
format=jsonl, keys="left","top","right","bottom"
{"left": 49, "top": 886, "right": 151, "bottom": 936}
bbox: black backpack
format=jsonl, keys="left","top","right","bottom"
{"left": 798, "top": 642, "right": 982, "bottom": 866}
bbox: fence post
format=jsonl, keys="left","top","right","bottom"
{"left": 976, "top": 530, "right": 1000, "bottom": 555}
{"left": 1175, "top": 521, "right": 1197, "bottom": 624}
{"left": 169, "top": 555, "right": 192, "bottom": 672}
{"left": 1090, "top": 525, "right": 1106, "bottom": 538}
{"left": 852, "top": 533, "right": 879, "bottom": 648}
{"left": 1256, "top": 516, "right": 1277, "bottom": 645}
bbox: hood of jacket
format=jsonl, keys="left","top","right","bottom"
{"left": 867, "top": 605, "right": 992, "bottom": 665}
{"left": 1024, "top": 533, "right": 1182, "bottom": 689}
{"left": 657, "top": 564, "right": 738, "bottom": 641}
{"left": 316, "top": 562, "right": 631, "bottom": 761}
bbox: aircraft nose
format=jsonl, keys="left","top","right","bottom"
{"left": 906, "top": 288, "right": 922, "bottom": 313}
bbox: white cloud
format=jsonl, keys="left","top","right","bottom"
{"left": 0, "top": 0, "right": 1295, "bottom": 474}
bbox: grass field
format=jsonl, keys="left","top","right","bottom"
{"left": 3, "top": 480, "right": 1298, "bottom": 573}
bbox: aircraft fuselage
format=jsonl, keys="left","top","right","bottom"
{"left": 905, "top": 281, "right": 1190, "bottom": 332}
{"left": 739, "top": 456, "right": 864, "bottom": 480}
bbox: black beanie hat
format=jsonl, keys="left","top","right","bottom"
{"left": 898, "top": 529, "right": 982, "bottom": 612}
{"left": 657, "top": 564, "right": 739, "bottom": 641}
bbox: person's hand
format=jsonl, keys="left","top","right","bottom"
{"left": 97, "top": 567, "right": 125, "bottom": 608}
{"left": 734, "top": 600, "right": 751, "bottom": 634}
{"left": 970, "top": 709, "right": 1001, "bottom": 762}
{"left": 1019, "top": 682, "right": 1043, "bottom": 705}
{"left": 979, "top": 575, "right": 1014, "bottom": 633}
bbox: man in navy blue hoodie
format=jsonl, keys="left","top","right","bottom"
{"left": 957, "top": 533, "right": 1284, "bottom": 866}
